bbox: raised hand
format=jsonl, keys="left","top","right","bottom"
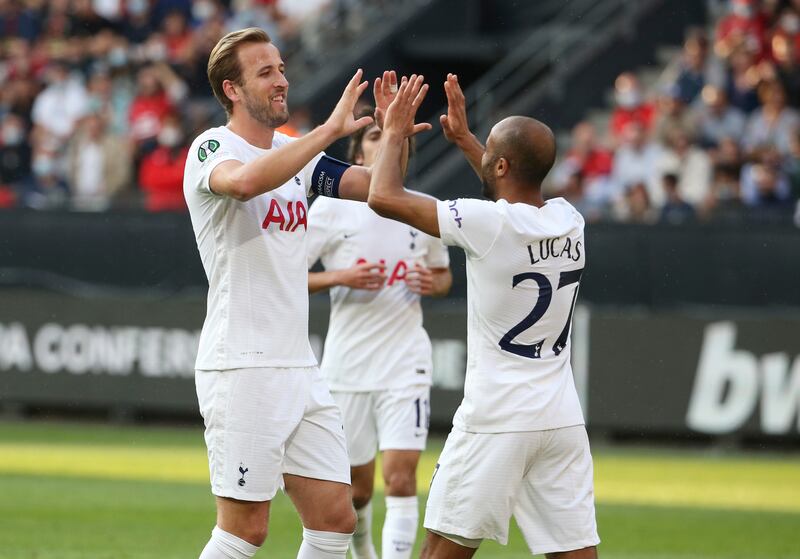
{"left": 440, "top": 73, "right": 471, "bottom": 144}
{"left": 383, "top": 74, "right": 433, "bottom": 138}
{"left": 373, "top": 70, "right": 399, "bottom": 130}
{"left": 324, "top": 69, "right": 374, "bottom": 139}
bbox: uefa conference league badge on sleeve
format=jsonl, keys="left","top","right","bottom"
{"left": 197, "top": 139, "right": 221, "bottom": 163}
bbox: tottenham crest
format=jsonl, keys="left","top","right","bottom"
{"left": 197, "top": 139, "right": 220, "bottom": 162}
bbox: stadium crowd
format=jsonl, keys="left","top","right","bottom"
{"left": 1, "top": 0, "right": 799, "bottom": 225}
{"left": 0, "top": 0, "right": 379, "bottom": 211}
{"left": 551, "top": 0, "right": 800, "bottom": 225}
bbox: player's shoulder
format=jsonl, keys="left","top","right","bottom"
{"left": 187, "top": 126, "right": 236, "bottom": 166}
{"left": 542, "top": 197, "right": 585, "bottom": 228}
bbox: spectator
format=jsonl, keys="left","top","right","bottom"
{"left": 30, "top": 61, "right": 89, "bottom": 149}
{"left": 741, "top": 145, "right": 792, "bottom": 203}
{"left": 653, "top": 83, "right": 697, "bottom": 145}
{"left": 784, "top": 127, "right": 800, "bottom": 200}
{"left": 612, "top": 121, "right": 662, "bottom": 206}
{"left": 766, "top": 32, "right": 800, "bottom": 107}
{"left": 161, "top": 9, "right": 194, "bottom": 66}
{"left": 128, "top": 62, "right": 187, "bottom": 157}
{"left": 658, "top": 128, "right": 713, "bottom": 207}
{"left": 724, "top": 45, "right": 761, "bottom": 113}
{"left": 746, "top": 162, "right": 795, "bottom": 219}
{"left": 138, "top": 113, "right": 188, "bottom": 212}
{"left": 615, "top": 181, "right": 657, "bottom": 224}
{"left": 701, "top": 163, "right": 745, "bottom": 221}
{"left": 610, "top": 72, "right": 656, "bottom": 144}
{"left": 0, "top": 112, "right": 31, "bottom": 207}
{"left": 552, "top": 121, "right": 614, "bottom": 213}
{"left": 19, "top": 148, "right": 68, "bottom": 210}
{"left": 693, "top": 85, "right": 747, "bottom": 148}
{"left": 659, "top": 173, "right": 696, "bottom": 224}
{"left": 742, "top": 79, "right": 800, "bottom": 156}
{"left": 666, "top": 29, "right": 711, "bottom": 104}
{"left": 66, "top": 111, "right": 131, "bottom": 211}
{"left": 715, "top": 0, "right": 768, "bottom": 61}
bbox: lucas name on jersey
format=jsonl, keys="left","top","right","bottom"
{"left": 527, "top": 235, "right": 582, "bottom": 265}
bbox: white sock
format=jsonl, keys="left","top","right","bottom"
{"left": 351, "top": 502, "right": 378, "bottom": 559}
{"left": 382, "top": 496, "right": 418, "bottom": 559}
{"left": 297, "top": 527, "right": 352, "bottom": 559}
{"left": 199, "top": 526, "right": 259, "bottom": 559}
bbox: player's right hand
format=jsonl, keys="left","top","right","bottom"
{"left": 440, "top": 73, "right": 471, "bottom": 144}
{"left": 324, "top": 69, "right": 374, "bottom": 139}
{"left": 383, "top": 74, "right": 432, "bottom": 138}
{"left": 339, "top": 261, "right": 387, "bottom": 290}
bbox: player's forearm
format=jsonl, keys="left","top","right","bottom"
{"left": 456, "top": 133, "right": 485, "bottom": 178}
{"left": 368, "top": 130, "right": 408, "bottom": 214}
{"left": 308, "top": 270, "right": 344, "bottom": 294}
{"left": 229, "top": 125, "right": 338, "bottom": 201}
{"left": 431, "top": 269, "right": 453, "bottom": 297}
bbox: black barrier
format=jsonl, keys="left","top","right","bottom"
{"left": 1, "top": 211, "right": 799, "bottom": 306}
{"left": 1, "top": 288, "right": 798, "bottom": 441}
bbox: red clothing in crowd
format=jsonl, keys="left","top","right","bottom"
{"left": 129, "top": 91, "right": 174, "bottom": 142}
{"left": 565, "top": 148, "right": 614, "bottom": 180}
{"left": 610, "top": 103, "right": 656, "bottom": 139}
{"left": 716, "top": 10, "right": 768, "bottom": 59}
{"left": 138, "top": 146, "right": 188, "bottom": 211}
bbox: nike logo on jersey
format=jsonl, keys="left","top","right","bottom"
{"left": 343, "top": 233, "right": 355, "bottom": 239}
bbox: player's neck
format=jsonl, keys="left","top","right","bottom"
{"left": 497, "top": 183, "right": 544, "bottom": 207}
{"left": 226, "top": 112, "right": 276, "bottom": 150}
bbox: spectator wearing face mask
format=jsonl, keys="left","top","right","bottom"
{"left": 0, "top": 113, "right": 32, "bottom": 207}
{"left": 66, "top": 111, "right": 131, "bottom": 211}
{"left": 138, "top": 114, "right": 188, "bottom": 212}
{"left": 610, "top": 72, "right": 656, "bottom": 145}
{"left": 19, "top": 149, "right": 69, "bottom": 210}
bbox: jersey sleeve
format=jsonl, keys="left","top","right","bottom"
{"left": 436, "top": 198, "right": 504, "bottom": 259}
{"left": 188, "top": 135, "right": 241, "bottom": 195}
{"left": 306, "top": 197, "right": 336, "bottom": 267}
{"left": 302, "top": 151, "right": 326, "bottom": 197}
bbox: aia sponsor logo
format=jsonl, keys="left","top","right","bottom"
{"left": 261, "top": 199, "right": 307, "bottom": 232}
{"left": 356, "top": 258, "right": 409, "bottom": 286}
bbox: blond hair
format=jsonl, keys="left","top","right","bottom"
{"left": 207, "top": 27, "right": 271, "bottom": 115}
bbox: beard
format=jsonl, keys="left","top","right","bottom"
{"left": 241, "top": 86, "right": 289, "bottom": 128}
{"left": 480, "top": 158, "right": 497, "bottom": 200}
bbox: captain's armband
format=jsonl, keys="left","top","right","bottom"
{"left": 310, "top": 155, "right": 351, "bottom": 198}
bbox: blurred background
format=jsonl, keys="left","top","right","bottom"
{"left": 0, "top": 0, "right": 799, "bottom": 558}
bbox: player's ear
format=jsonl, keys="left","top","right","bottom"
{"left": 496, "top": 156, "right": 509, "bottom": 178}
{"left": 222, "top": 79, "right": 240, "bottom": 105}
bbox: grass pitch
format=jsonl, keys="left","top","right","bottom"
{"left": 1, "top": 421, "right": 798, "bottom": 559}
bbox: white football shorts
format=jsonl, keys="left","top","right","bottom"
{"left": 195, "top": 366, "right": 350, "bottom": 501}
{"left": 332, "top": 384, "right": 431, "bottom": 466}
{"left": 424, "top": 424, "right": 599, "bottom": 555}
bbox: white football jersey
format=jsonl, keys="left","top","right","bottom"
{"left": 184, "top": 126, "right": 324, "bottom": 370}
{"left": 436, "top": 197, "right": 586, "bottom": 433}
{"left": 307, "top": 197, "right": 450, "bottom": 391}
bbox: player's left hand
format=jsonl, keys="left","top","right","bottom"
{"left": 406, "top": 263, "right": 435, "bottom": 296}
{"left": 373, "top": 70, "right": 398, "bottom": 130}
{"left": 324, "top": 69, "right": 374, "bottom": 139}
{"left": 383, "top": 74, "right": 432, "bottom": 138}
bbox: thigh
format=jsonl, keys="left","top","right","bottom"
{"left": 423, "top": 428, "right": 529, "bottom": 545}
{"left": 332, "top": 390, "right": 378, "bottom": 467}
{"left": 514, "top": 426, "right": 600, "bottom": 556}
{"left": 375, "top": 384, "right": 430, "bottom": 453}
{"left": 195, "top": 368, "right": 307, "bottom": 502}
{"left": 283, "top": 368, "right": 351, "bottom": 486}
{"left": 284, "top": 473, "right": 354, "bottom": 532}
